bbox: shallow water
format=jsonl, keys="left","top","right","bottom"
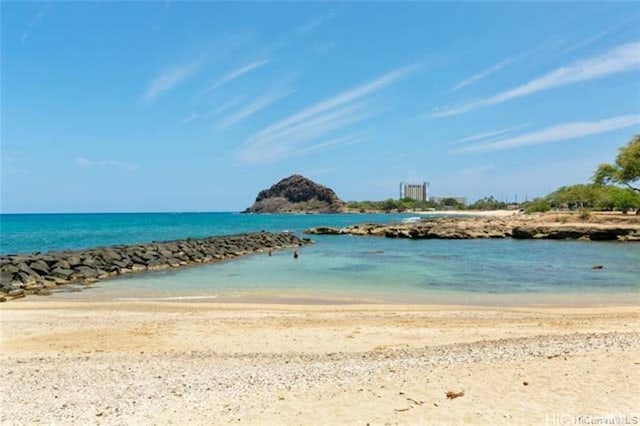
{"left": 2, "top": 213, "right": 639, "bottom": 304}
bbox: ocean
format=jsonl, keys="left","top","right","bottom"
{"left": 1, "top": 213, "right": 639, "bottom": 305}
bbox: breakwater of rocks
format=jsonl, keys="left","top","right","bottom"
{"left": 0, "top": 232, "right": 311, "bottom": 301}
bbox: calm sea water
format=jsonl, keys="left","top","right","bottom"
{"left": 1, "top": 213, "right": 638, "bottom": 304}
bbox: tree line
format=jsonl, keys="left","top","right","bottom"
{"left": 347, "top": 135, "right": 640, "bottom": 214}
{"left": 524, "top": 135, "right": 640, "bottom": 214}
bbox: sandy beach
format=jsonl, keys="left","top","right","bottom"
{"left": 1, "top": 299, "right": 638, "bottom": 425}
{"left": 411, "top": 209, "right": 522, "bottom": 217}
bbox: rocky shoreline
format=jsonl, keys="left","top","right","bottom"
{"left": 305, "top": 217, "right": 640, "bottom": 241}
{"left": 0, "top": 232, "right": 311, "bottom": 301}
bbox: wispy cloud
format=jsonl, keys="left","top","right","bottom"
{"left": 217, "top": 90, "right": 294, "bottom": 129}
{"left": 296, "top": 11, "right": 338, "bottom": 35}
{"left": 152, "top": 1, "right": 170, "bottom": 31}
{"left": 455, "top": 115, "right": 640, "bottom": 154}
{"left": 294, "top": 134, "right": 369, "bottom": 157}
{"left": 237, "top": 64, "right": 417, "bottom": 164}
{"left": 449, "top": 124, "right": 529, "bottom": 146}
{"left": 182, "top": 113, "right": 199, "bottom": 124}
{"left": 201, "top": 59, "right": 269, "bottom": 96}
{"left": 143, "top": 56, "right": 204, "bottom": 102}
{"left": 75, "top": 157, "right": 140, "bottom": 171}
{"left": 22, "top": 5, "right": 52, "bottom": 43}
{"left": 205, "top": 98, "right": 244, "bottom": 119}
{"left": 562, "top": 31, "right": 609, "bottom": 56}
{"left": 449, "top": 38, "right": 562, "bottom": 93}
{"left": 434, "top": 42, "right": 640, "bottom": 117}
{"left": 451, "top": 57, "right": 516, "bottom": 93}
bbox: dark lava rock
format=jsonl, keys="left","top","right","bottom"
{"left": 245, "top": 174, "right": 345, "bottom": 213}
{"left": 67, "top": 256, "right": 82, "bottom": 267}
{"left": 74, "top": 266, "right": 99, "bottom": 279}
{"left": 29, "top": 260, "right": 50, "bottom": 275}
{"left": 51, "top": 267, "right": 74, "bottom": 279}
{"left": 53, "top": 260, "right": 71, "bottom": 270}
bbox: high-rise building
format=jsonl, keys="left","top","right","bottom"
{"left": 399, "top": 182, "right": 429, "bottom": 201}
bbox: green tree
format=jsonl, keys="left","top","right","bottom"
{"left": 593, "top": 135, "right": 640, "bottom": 192}
{"left": 609, "top": 187, "right": 640, "bottom": 214}
{"left": 471, "top": 196, "right": 507, "bottom": 210}
{"left": 381, "top": 199, "right": 398, "bottom": 212}
{"left": 546, "top": 184, "right": 605, "bottom": 210}
{"left": 524, "top": 198, "right": 550, "bottom": 213}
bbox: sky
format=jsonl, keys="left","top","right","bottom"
{"left": 1, "top": 1, "right": 640, "bottom": 213}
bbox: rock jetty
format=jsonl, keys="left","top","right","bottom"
{"left": 244, "top": 175, "right": 345, "bottom": 213}
{"left": 305, "top": 217, "right": 640, "bottom": 241}
{"left": 0, "top": 232, "right": 311, "bottom": 301}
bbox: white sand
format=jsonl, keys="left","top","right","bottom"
{"left": 1, "top": 300, "right": 639, "bottom": 424}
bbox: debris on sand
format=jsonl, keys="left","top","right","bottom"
{"left": 446, "top": 391, "right": 465, "bottom": 399}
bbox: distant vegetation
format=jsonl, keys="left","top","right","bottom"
{"left": 523, "top": 184, "right": 640, "bottom": 214}
{"left": 593, "top": 135, "right": 640, "bottom": 192}
{"left": 346, "top": 198, "right": 464, "bottom": 213}
{"left": 346, "top": 196, "right": 508, "bottom": 212}
{"left": 348, "top": 135, "right": 640, "bottom": 215}
{"left": 524, "top": 135, "right": 640, "bottom": 214}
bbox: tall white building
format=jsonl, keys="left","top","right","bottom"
{"left": 399, "top": 182, "right": 429, "bottom": 202}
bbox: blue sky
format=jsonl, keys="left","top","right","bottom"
{"left": 2, "top": 1, "right": 639, "bottom": 213}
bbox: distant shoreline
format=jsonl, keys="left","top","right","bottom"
{"left": 409, "top": 209, "right": 521, "bottom": 217}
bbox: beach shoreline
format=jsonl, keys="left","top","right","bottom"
{"left": 2, "top": 299, "right": 638, "bottom": 424}
{"left": 26, "top": 284, "right": 640, "bottom": 308}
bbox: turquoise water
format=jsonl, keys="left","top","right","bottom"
{"left": 1, "top": 213, "right": 639, "bottom": 304}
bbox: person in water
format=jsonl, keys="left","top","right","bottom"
{"left": 293, "top": 250, "right": 299, "bottom": 259}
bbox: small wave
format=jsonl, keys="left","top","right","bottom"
{"left": 402, "top": 217, "right": 423, "bottom": 223}
{"left": 116, "top": 295, "right": 219, "bottom": 301}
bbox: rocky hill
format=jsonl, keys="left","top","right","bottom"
{"left": 244, "top": 175, "right": 345, "bottom": 213}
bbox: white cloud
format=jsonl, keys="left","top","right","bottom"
{"left": 434, "top": 42, "right": 640, "bottom": 117}
{"left": 22, "top": 5, "right": 51, "bottom": 43}
{"left": 238, "top": 102, "right": 371, "bottom": 164}
{"left": 201, "top": 59, "right": 269, "bottom": 96}
{"left": 449, "top": 124, "right": 529, "bottom": 145}
{"left": 143, "top": 56, "right": 204, "bottom": 102}
{"left": 562, "top": 31, "right": 609, "bottom": 56}
{"left": 75, "top": 157, "right": 140, "bottom": 171}
{"left": 293, "top": 134, "right": 369, "bottom": 157}
{"left": 205, "top": 98, "right": 244, "bottom": 119}
{"left": 182, "top": 113, "right": 199, "bottom": 124}
{"left": 236, "top": 64, "right": 417, "bottom": 164}
{"left": 455, "top": 115, "right": 640, "bottom": 154}
{"left": 451, "top": 57, "right": 516, "bottom": 92}
{"left": 296, "top": 11, "right": 338, "bottom": 35}
{"left": 216, "top": 90, "right": 294, "bottom": 129}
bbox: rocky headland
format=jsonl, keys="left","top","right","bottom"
{"left": 0, "top": 232, "right": 311, "bottom": 302}
{"left": 305, "top": 215, "right": 640, "bottom": 241}
{"left": 244, "top": 175, "right": 345, "bottom": 213}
